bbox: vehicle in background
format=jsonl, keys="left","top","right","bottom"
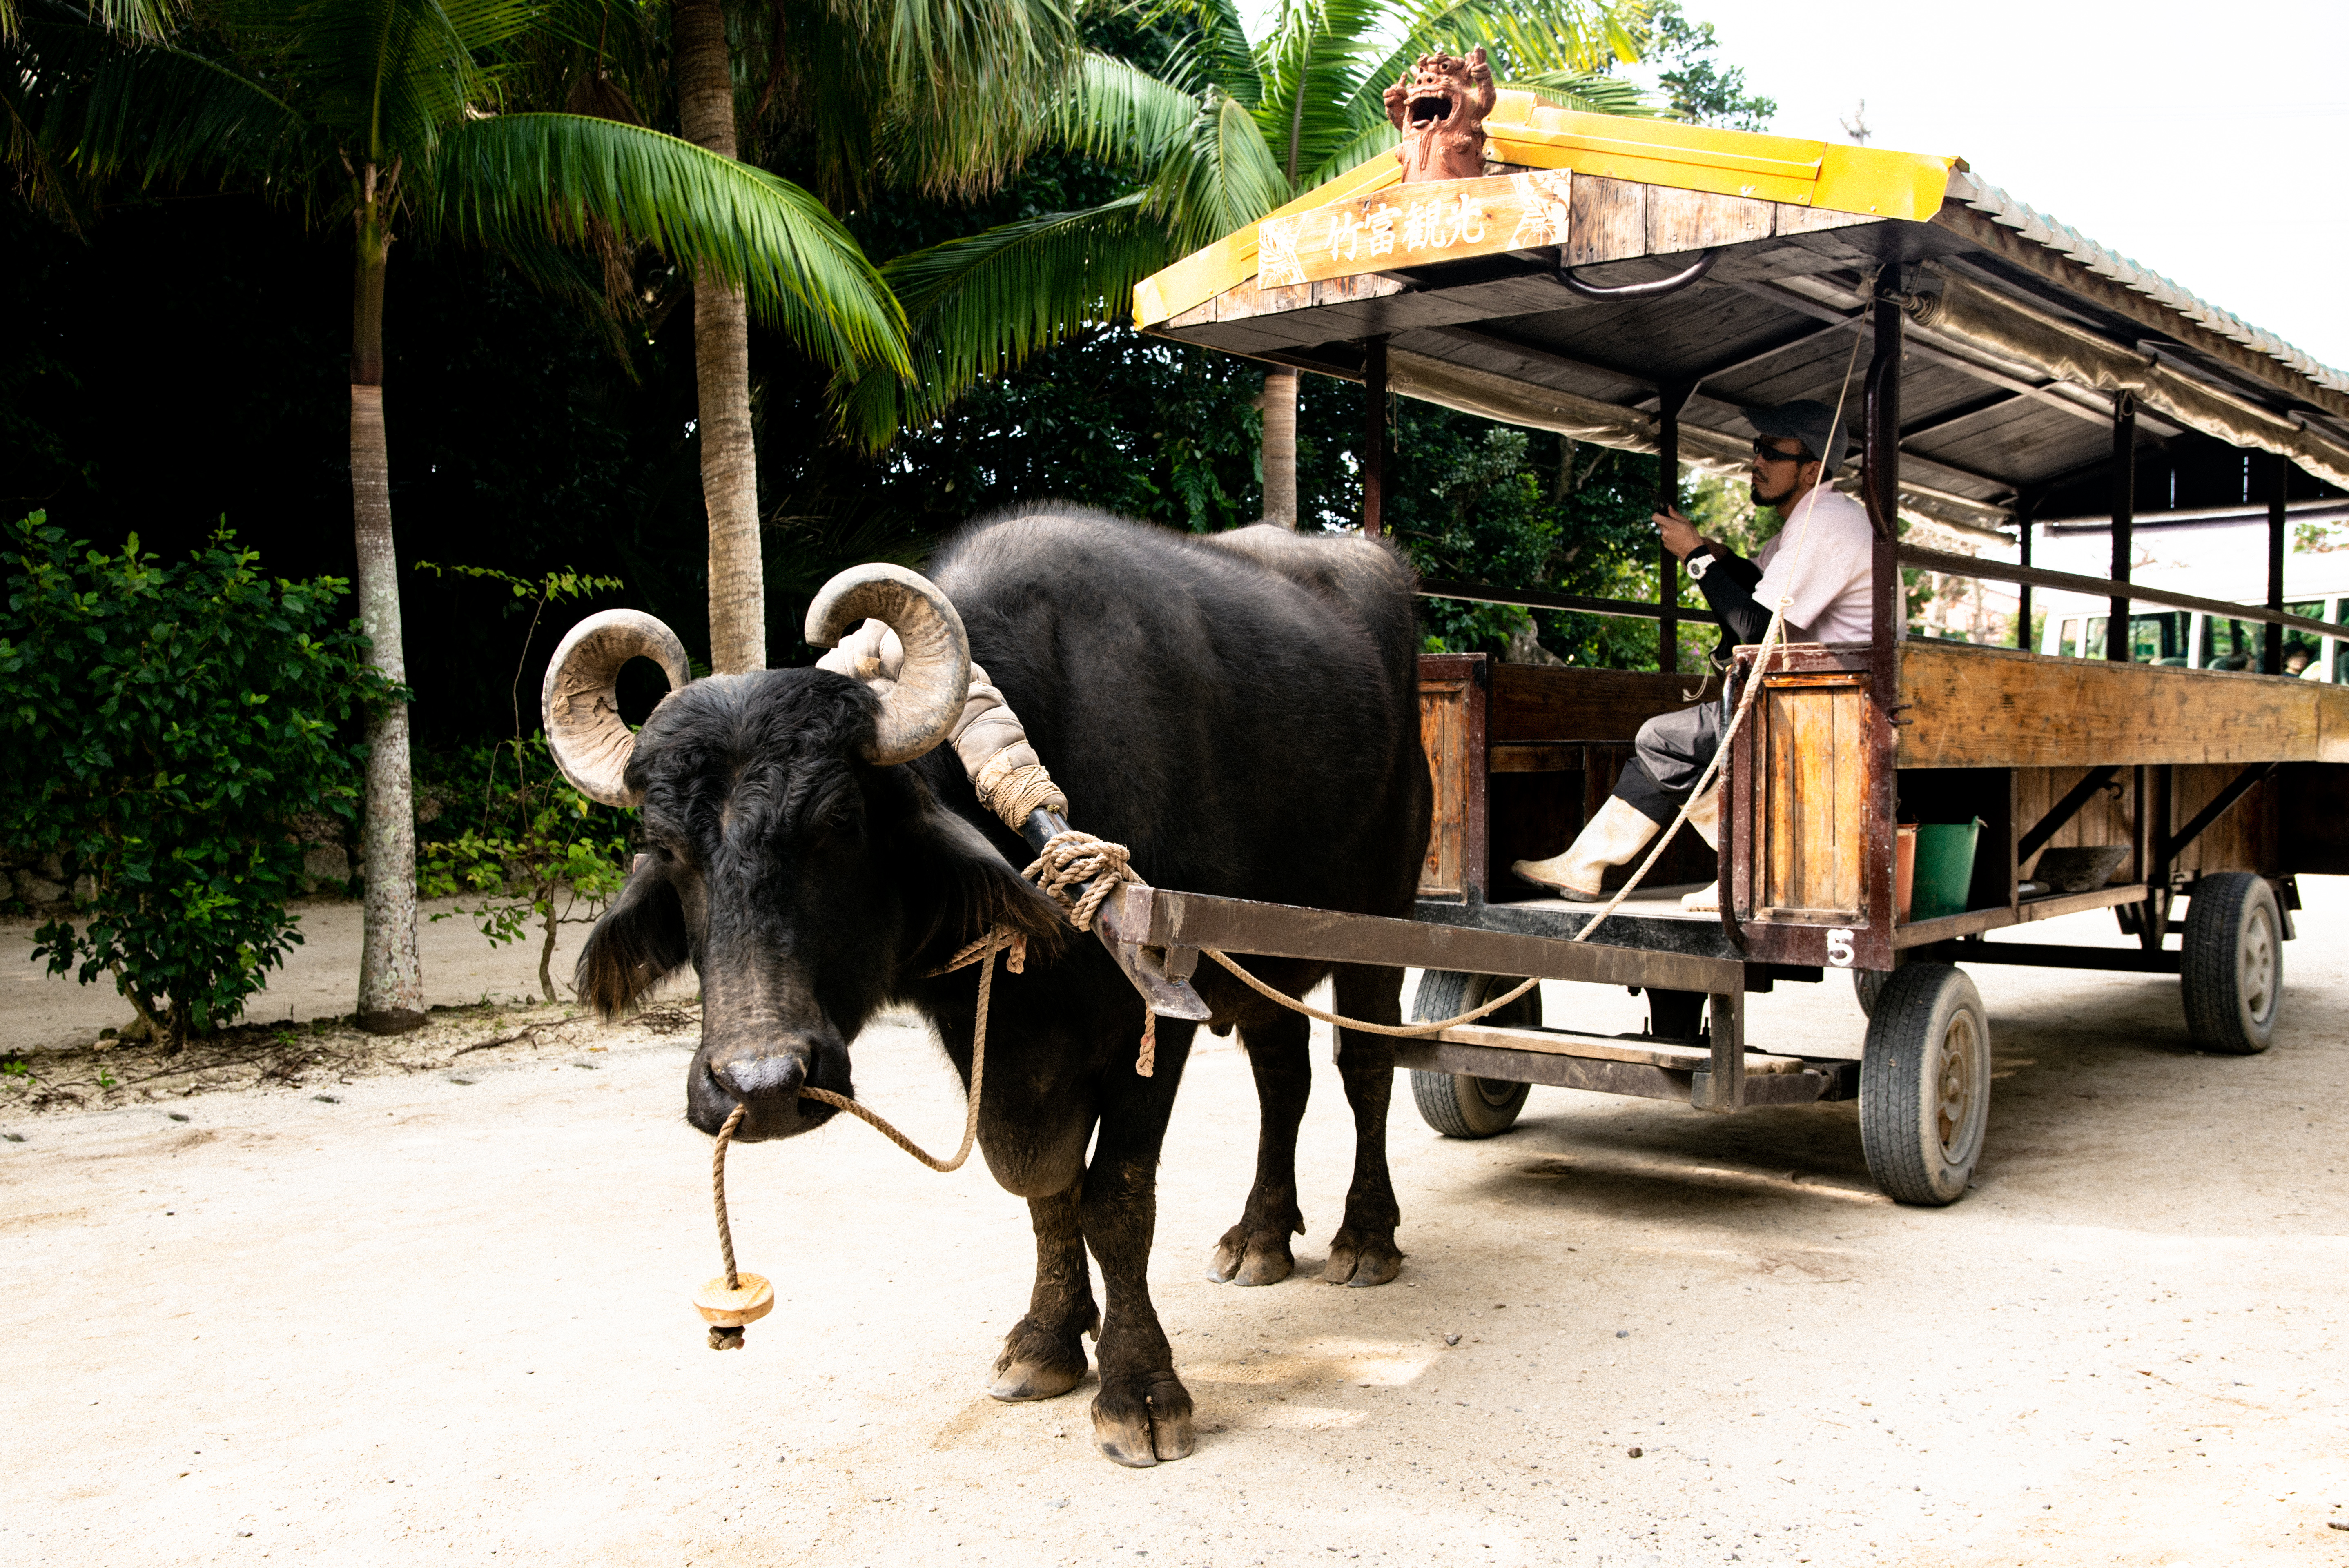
{"left": 2037, "top": 592, "right": 2347, "bottom": 678}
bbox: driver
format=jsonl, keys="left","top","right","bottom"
{"left": 1511, "top": 399, "right": 1880, "bottom": 908}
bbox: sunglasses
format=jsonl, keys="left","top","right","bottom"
{"left": 1751, "top": 437, "right": 1812, "bottom": 464}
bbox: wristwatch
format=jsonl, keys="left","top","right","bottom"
{"left": 1685, "top": 551, "right": 1714, "bottom": 582}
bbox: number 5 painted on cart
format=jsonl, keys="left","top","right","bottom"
{"left": 1826, "top": 928, "right": 1856, "bottom": 967}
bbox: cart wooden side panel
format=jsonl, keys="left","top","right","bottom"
{"left": 1417, "top": 656, "right": 1721, "bottom": 903}
{"left": 1895, "top": 641, "right": 2349, "bottom": 768}
{"left": 1417, "top": 654, "right": 1486, "bottom": 901}
{"left": 1756, "top": 673, "right": 1870, "bottom": 920}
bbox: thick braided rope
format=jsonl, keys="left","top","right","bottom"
{"left": 712, "top": 1102, "right": 748, "bottom": 1289}
{"left": 1022, "top": 826, "right": 1548, "bottom": 1039}
{"left": 1202, "top": 949, "right": 1542, "bottom": 1036}
{"left": 976, "top": 756, "right": 1067, "bottom": 829}
{"left": 1022, "top": 830, "right": 1135, "bottom": 933}
{"left": 793, "top": 930, "right": 1011, "bottom": 1172}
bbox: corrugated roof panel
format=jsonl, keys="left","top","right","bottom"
{"left": 1946, "top": 170, "right": 2349, "bottom": 395}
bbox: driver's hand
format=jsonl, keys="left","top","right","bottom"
{"left": 1654, "top": 508, "right": 1703, "bottom": 562}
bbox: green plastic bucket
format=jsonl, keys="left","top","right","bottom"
{"left": 1910, "top": 819, "right": 1982, "bottom": 922}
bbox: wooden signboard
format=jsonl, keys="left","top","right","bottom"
{"left": 1257, "top": 170, "right": 1576, "bottom": 288}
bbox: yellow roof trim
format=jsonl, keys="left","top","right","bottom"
{"left": 1133, "top": 94, "right": 1958, "bottom": 329}
{"left": 1132, "top": 157, "right": 1403, "bottom": 332}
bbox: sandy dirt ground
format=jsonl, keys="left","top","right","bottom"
{"left": 3, "top": 883, "right": 2347, "bottom": 1567}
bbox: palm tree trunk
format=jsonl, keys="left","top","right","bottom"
{"left": 674, "top": 0, "right": 764, "bottom": 673}
{"left": 1259, "top": 366, "right": 1298, "bottom": 529}
{"left": 350, "top": 174, "right": 424, "bottom": 1034}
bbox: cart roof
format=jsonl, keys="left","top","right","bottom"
{"left": 1134, "top": 96, "right": 2349, "bottom": 537}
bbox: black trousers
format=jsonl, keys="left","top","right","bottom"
{"left": 1613, "top": 700, "right": 1723, "bottom": 829}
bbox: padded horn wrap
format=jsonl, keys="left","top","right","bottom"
{"left": 540, "top": 609, "right": 692, "bottom": 807}
{"left": 805, "top": 565, "right": 971, "bottom": 766}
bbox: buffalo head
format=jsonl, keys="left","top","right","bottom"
{"left": 542, "top": 567, "right": 1063, "bottom": 1142}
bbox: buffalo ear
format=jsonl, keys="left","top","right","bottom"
{"left": 895, "top": 803, "right": 1068, "bottom": 971}
{"left": 575, "top": 862, "right": 691, "bottom": 1018}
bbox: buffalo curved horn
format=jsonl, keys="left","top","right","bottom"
{"left": 804, "top": 564, "right": 970, "bottom": 765}
{"left": 541, "top": 609, "right": 693, "bottom": 807}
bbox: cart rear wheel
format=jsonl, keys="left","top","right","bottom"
{"left": 1409, "top": 970, "right": 1538, "bottom": 1139}
{"left": 2181, "top": 873, "right": 2281, "bottom": 1055}
{"left": 1852, "top": 954, "right": 1908, "bottom": 1018}
{"left": 1854, "top": 968, "right": 1890, "bottom": 1018}
{"left": 1859, "top": 963, "right": 1990, "bottom": 1206}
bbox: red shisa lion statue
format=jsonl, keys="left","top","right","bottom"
{"left": 1383, "top": 47, "right": 1498, "bottom": 184}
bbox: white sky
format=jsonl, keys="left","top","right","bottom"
{"left": 1629, "top": 0, "right": 2349, "bottom": 372}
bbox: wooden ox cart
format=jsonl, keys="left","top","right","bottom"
{"left": 1108, "top": 95, "right": 2349, "bottom": 1204}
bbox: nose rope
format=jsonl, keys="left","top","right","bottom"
{"left": 701, "top": 928, "right": 1018, "bottom": 1346}
{"left": 712, "top": 1102, "right": 747, "bottom": 1289}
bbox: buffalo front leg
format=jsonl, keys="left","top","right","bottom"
{"left": 1324, "top": 964, "right": 1404, "bottom": 1287}
{"left": 1082, "top": 1018, "right": 1197, "bottom": 1466}
{"left": 989, "top": 1184, "right": 1098, "bottom": 1401}
{"left": 1207, "top": 1004, "right": 1310, "bottom": 1286}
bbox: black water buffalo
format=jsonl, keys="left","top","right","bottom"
{"left": 542, "top": 508, "right": 1431, "bottom": 1466}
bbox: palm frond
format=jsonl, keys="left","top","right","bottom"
{"left": 79, "top": 0, "right": 183, "bottom": 38}
{"left": 834, "top": 192, "right": 1173, "bottom": 452}
{"left": 1507, "top": 66, "right": 1661, "bottom": 117}
{"left": 1297, "top": 113, "right": 1397, "bottom": 191}
{"left": 427, "top": 111, "right": 909, "bottom": 376}
{"left": 1350, "top": 0, "right": 1647, "bottom": 124}
{"left": 1043, "top": 49, "right": 1200, "bottom": 177}
{"left": 1252, "top": 0, "right": 1389, "bottom": 188}
{"left": 61, "top": 28, "right": 321, "bottom": 196}
{"left": 1146, "top": 88, "right": 1288, "bottom": 247}
{"left": 823, "top": 0, "right": 1085, "bottom": 200}
{"left": 275, "top": 0, "right": 537, "bottom": 159}
{"left": 1170, "top": 0, "right": 1263, "bottom": 107}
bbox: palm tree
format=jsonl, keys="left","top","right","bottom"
{"left": 667, "top": 0, "right": 1083, "bottom": 672}
{"left": 11, "top": 0, "right": 905, "bottom": 1031}
{"left": 841, "top": 0, "right": 1656, "bottom": 513}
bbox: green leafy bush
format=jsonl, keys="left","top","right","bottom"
{"left": 410, "top": 563, "right": 634, "bottom": 1001}
{"left": 416, "top": 737, "right": 633, "bottom": 1002}
{"left": 0, "top": 514, "right": 395, "bottom": 1047}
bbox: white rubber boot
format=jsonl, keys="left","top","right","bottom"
{"left": 1681, "top": 782, "right": 1723, "bottom": 911}
{"left": 1511, "top": 796, "right": 1660, "bottom": 902}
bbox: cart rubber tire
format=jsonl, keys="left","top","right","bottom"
{"left": 1409, "top": 971, "right": 1538, "bottom": 1139}
{"left": 1853, "top": 953, "right": 1907, "bottom": 1019}
{"left": 1859, "top": 963, "right": 1991, "bottom": 1206}
{"left": 1854, "top": 968, "right": 1890, "bottom": 1018}
{"left": 2180, "top": 872, "right": 2281, "bottom": 1055}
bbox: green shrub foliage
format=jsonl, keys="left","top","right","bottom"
{"left": 0, "top": 515, "right": 395, "bottom": 1046}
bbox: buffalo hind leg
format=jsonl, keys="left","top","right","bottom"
{"left": 1207, "top": 1006, "right": 1310, "bottom": 1286}
{"left": 1083, "top": 1018, "right": 1197, "bottom": 1466}
{"left": 989, "top": 1184, "right": 1097, "bottom": 1401}
{"left": 1324, "top": 964, "right": 1404, "bottom": 1287}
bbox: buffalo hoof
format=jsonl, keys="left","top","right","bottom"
{"left": 988, "top": 1312, "right": 1092, "bottom": 1402}
{"left": 1206, "top": 1224, "right": 1296, "bottom": 1287}
{"left": 1322, "top": 1228, "right": 1403, "bottom": 1287}
{"left": 1090, "top": 1376, "right": 1195, "bottom": 1467}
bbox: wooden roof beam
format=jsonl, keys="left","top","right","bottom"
{"left": 1901, "top": 389, "right": 2029, "bottom": 440}
{"left": 1422, "top": 327, "right": 1654, "bottom": 393}
{"left": 1731, "top": 278, "right": 2188, "bottom": 440}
